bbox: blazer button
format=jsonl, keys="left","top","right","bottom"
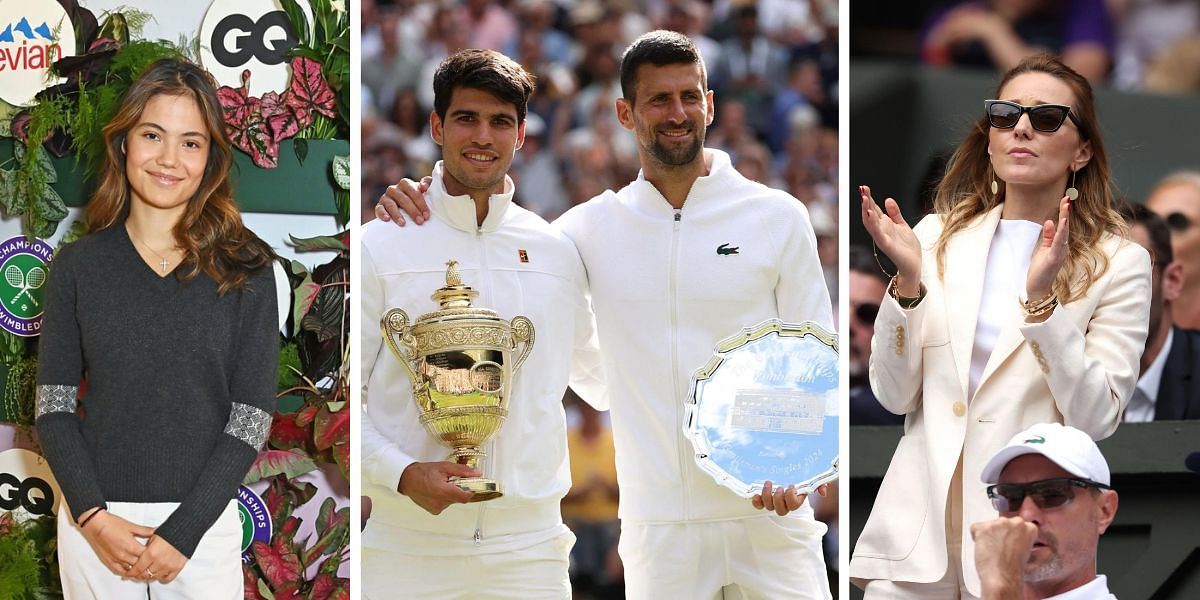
{"left": 953, "top": 401, "right": 966, "bottom": 417}
{"left": 895, "top": 325, "right": 905, "bottom": 356}
{"left": 1030, "top": 341, "right": 1050, "bottom": 374}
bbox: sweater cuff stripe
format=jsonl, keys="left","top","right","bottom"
{"left": 224, "top": 403, "right": 271, "bottom": 449}
{"left": 36, "top": 385, "right": 78, "bottom": 418}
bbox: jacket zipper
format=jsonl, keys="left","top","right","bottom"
{"left": 474, "top": 227, "right": 491, "bottom": 545}
{"left": 669, "top": 207, "right": 691, "bottom": 519}
{"left": 474, "top": 504, "right": 486, "bottom": 546}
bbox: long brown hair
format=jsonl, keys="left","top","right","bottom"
{"left": 932, "top": 54, "right": 1125, "bottom": 303}
{"left": 87, "top": 58, "right": 276, "bottom": 294}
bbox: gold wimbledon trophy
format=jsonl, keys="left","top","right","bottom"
{"left": 380, "top": 260, "right": 535, "bottom": 502}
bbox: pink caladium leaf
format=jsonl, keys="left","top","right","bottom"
{"left": 313, "top": 402, "right": 349, "bottom": 452}
{"left": 241, "top": 565, "right": 266, "bottom": 600}
{"left": 241, "top": 111, "right": 280, "bottom": 169}
{"left": 251, "top": 533, "right": 302, "bottom": 594}
{"left": 284, "top": 56, "right": 336, "bottom": 126}
{"left": 267, "top": 412, "right": 310, "bottom": 451}
{"left": 261, "top": 90, "right": 301, "bottom": 142}
{"left": 243, "top": 449, "right": 318, "bottom": 485}
{"left": 219, "top": 70, "right": 282, "bottom": 168}
{"left": 217, "top": 70, "right": 254, "bottom": 129}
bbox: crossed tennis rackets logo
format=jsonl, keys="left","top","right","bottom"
{"left": 5, "top": 264, "right": 45, "bottom": 308}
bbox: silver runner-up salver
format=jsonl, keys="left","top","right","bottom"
{"left": 684, "top": 319, "right": 838, "bottom": 498}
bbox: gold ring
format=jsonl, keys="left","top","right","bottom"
{"left": 146, "top": 569, "right": 155, "bottom": 578}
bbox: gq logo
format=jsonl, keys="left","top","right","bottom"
{"left": 0, "top": 473, "right": 54, "bottom": 515}
{"left": 0, "top": 235, "right": 53, "bottom": 337}
{"left": 0, "top": 449, "right": 62, "bottom": 520}
{"left": 211, "top": 11, "right": 295, "bottom": 67}
{"left": 199, "top": 0, "right": 313, "bottom": 97}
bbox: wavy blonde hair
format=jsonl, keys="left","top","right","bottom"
{"left": 86, "top": 58, "right": 275, "bottom": 294}
{"left": 932, "top": 54, "right": 1125, "bottom": 303}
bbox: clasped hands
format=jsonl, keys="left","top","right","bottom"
{"left": 77, "top": 507, "right": 187, "bottom": 584}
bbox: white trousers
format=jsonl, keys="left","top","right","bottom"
{"left": 362, "top": 528, "right": 575, "bottom": 600}
{"left": 618, "top": 514, "right": 832, "bottom": 600}
{"left": 58, "top": 500, "right": 242, "bottom": 600}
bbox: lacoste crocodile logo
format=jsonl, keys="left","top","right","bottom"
{"left": 717, "top": 243, "right": 739, "bottom": 256}
{"left": 1024, "top": 435, "right": 1045, "bottom": 444}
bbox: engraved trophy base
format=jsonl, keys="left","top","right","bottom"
{"left": 452, "top": 477, "right": 503, "bottom": 502}
{"left": 449, "top": 447, "right": 503, "bottom": 502}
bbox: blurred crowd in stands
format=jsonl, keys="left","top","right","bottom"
{"left": 361, "top": 0, "right": 840, "bottom": 596}
{"left": 853, "top": 0, "right": 1200, "bottom": 92}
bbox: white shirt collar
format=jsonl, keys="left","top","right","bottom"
{"left": 1044, "top": 574, "right": 1117, "bottom": 599}
{"left": 1129, "top": 327, "right": 1173, "bottom": 422}
{"left": 428, "top": 161, "right": 515, "bottom": 233}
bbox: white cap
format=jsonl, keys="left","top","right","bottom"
{"left": 980, "top": 422, "right": 1110, "bottom": 486}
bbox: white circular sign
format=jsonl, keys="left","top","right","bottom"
{"left": 198, "top": 0, "right": 312, "bottom": 97}
{"left": 0, "top": 448, "right": 62, "bottom": 520}
{"left": 0, "top": 0, "right": 77, "bottom": 107}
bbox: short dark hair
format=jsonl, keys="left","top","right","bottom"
{"left": 433, "top": 49, "right": 536, "bottom": 124}
{"left": 619, "top": 30, "right": 707, "bottom": 102}
{"left": 1117, "top": 200, "right": 1173, "bottom": 265}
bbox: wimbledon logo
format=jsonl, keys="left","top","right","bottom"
{"left": 0, "top": 236, "right": 53, "bottom": 337}
{"left": 0, "top": 0, "right": 76, "bottom": 107}
{"left": 238, "top": 485, "right": 272, "bottom": 563}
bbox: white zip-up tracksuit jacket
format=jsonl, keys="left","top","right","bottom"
{"left": 555, "top": 148, "right": 834, "bottom": 524}
{"left": 360, "top": 163, "right": 604, "bottom": 557}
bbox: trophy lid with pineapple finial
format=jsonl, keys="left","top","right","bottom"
{"left": 431, "top": 260, "right": 482, "bottom": 309}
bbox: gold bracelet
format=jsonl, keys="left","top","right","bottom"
{"left": 1022, "top": 293, "right": 1058, "bottom": 318}
{"left": 889, "top": 278, "right": 926, "bottom": 309}
{"left": 1022, "top": 290, "right": 1056, "bottom": 313}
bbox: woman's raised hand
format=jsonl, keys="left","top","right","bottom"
{"left": 1026, "top": 195, "right": 1071, "bottom": 307}
{"left": 860, "top": 185, "right": 923, "bottom": 296}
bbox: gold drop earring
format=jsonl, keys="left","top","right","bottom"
{"left": 1065, "top": 169, "right": 1079, "bottom": 201}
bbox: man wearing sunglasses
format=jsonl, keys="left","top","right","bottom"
{"left": 972, "top": 423, "right": 1119, "bottom": 599}
{"left": 1118, "top": 202, "right": 1200, "bottom": 422}
{"left": 1147, "top": 172, "right": 1200, "bottom": 330}
{"left": 848, "top": 246, "right": 903, "bottom": 425}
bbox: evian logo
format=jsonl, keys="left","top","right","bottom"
{"left": 0, "top": 0, "right": 76, "bottom": 107}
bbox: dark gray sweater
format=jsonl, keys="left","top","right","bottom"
{"left": 35, "top": 224, "right": 278, "bottom": 558}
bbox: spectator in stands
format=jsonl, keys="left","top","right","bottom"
{"left": 562, "top": 396, "right": 621, "bottom": 598}
{"left": 715, "top": 3, "right": 790, "bottom": 138}
{"left": 1118, "top": 202, "right": 1200, "bottom": 421}
{"left": 847, "top": 246, "right": 904, "bottom": 426}
{"left": 921, "top": 0, "right": 1114, "bottom": 83}
{"left": 972, "top": 423, "right": 1120, "bottom": 599}
{"left": 464, "top": 0, "right": 519, "bottom": 51}
{"left": 1147, "top": 172, "right": 1200, "bottom": 329}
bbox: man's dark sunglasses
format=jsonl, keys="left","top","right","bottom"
{"left": 1165, "top": 212, "right": 1193, "bottom": 233}
{"left": 854, "top": 302, "right": 880, "bottom": 324}
{"left": 985, "top": 100, "right": 1082, "bottom": 134}
{"left": 986, "top": 477, "right": 1109, "bottom": 513}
